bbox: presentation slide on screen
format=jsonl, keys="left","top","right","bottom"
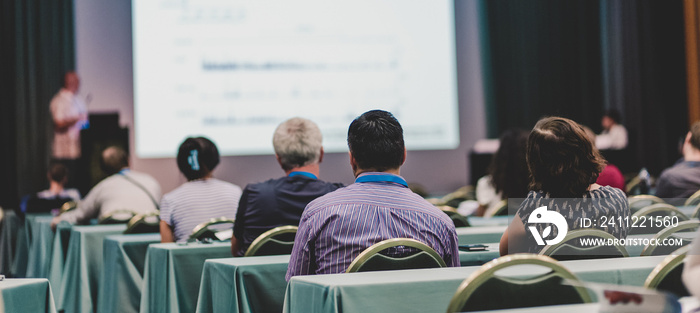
{"left": 133, "top": 0, "right": 459, "bottom": 157}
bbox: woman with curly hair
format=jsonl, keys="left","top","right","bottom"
{"left": 500, "top": 117, "right": 629, "bottom": 255}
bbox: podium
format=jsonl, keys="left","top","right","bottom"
{"left": 79, "top": 113, "right": 129, "bottom": 194}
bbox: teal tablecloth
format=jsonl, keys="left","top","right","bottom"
{"left": 56, "top": 224, "right": 127, "bottom": 313}
{"left": 466, "top": 216, "right": 511, "bottom": 227}
{"left": 457, "top": 225, "right": 507, "bottom": 244}
{"left": 140, "top": 242, "right": 232, "bottom": 313}
{"left": 47, "top": 222, "right": 73, "bottom": 302}
{"left": 283, "top": 255, "right": 668, "bottom": 313}
{"left": 196, "top": 255, "right": 291, "bottom": 313}
{"left": 458, "top": 243, "right": 500, "bottom": 266}
{"left": 24, "top": 214, "right": 57, "bottom": 278}
{"left": 193, "top": 247, "right": 504, "bottom": 313}
{"left": 98, "top": 233, "right": 161, "bottom": 313}
{"left": 0, "top": 278, "right": 57, "bottom": 313}
{"left": 0, "top": 210, "right": 21, "bottom": 276}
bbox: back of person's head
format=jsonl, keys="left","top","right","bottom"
{"left": 689, "top": 121, "right": 700, "bottom": 151}
{"left": 101, "top": 146, "right": 129, "bottom": 175}
{"left": 527, "top": 117, "right": 605, "bottom": 197}
{"left": 489, "top": 129, "right": 529, "bottom": 199}
{"left": 177, "top": 137, "right": 220, "bottom": 181}
{"left": 273, "top": 117, "right": 323, "bottom": 171}
{"left": 347, "top": 110, "right": 405, "bottom": 172}
{"left": 48, "top": 162, "right": 69, "bottom": 185}
{"left": 603, "top": 109, "right": 622, "bottom": 124}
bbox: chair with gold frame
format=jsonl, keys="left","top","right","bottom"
{"left": 244, "top": 225, "right": 298, "bottom": 257}
{"left": 189, "top": 217, "right": 236, "bottom": 241}
{"left": 539, "top": 229, "right": 629, "bottom": 261}
{"left": 346, "top": 238, "right": 447, "bottom": 273}
{"left": 445, "top": 254, "right": 592, "bottom": 312}
{"left": 644, "top": 245, "right": 690, "bottom": 297}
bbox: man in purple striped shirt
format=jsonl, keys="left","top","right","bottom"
{"left": 286, "top": 110, "right": 459, "bottom": 280}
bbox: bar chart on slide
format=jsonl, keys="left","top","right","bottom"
{"left": 133, "top": 0, "right": 458, "bottom": 157}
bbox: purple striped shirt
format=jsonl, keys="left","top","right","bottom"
{"left": 286, "top": 172, "right": 460, "bottom": 280}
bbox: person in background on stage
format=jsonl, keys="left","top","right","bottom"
{"left": 50, "top": 71, "right": 88, "bottom": 188}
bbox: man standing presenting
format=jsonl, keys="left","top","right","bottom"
{"left": 286, "top": 110, "right": 459, "bottom": 279}
{"left": 50, "top": 71, "right": 88, "bottom": 186}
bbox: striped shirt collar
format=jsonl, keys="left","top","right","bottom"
{"left": 354, "top": 172, "right": 408, "bottom": 187}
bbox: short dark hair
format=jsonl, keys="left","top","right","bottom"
{"left": 347, "top": 110, "right": 405, "bottom": 172}
{"left": 527, "top": 117, "right": 606, "bottom": 197}
{"left": 604, "top": 109, "right": 622, "bottom": 124}
{"left": 101, "top": 146, "right": 129, "bottom": 175}
{"left": 488, "top": 129, "right": 530, "bottom": 199}
{"left": 48, "top": 162, "right": 69, "bottom": 183}
{"left": 690, "top": 121, "right": 700, "bottom": 150}
{"left": 177, "top": 137, "right": 220, "bottom": 180}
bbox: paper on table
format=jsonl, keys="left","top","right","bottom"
{"left": 563, "top": 279, "right": 680, "bottom": 313}
{"left": 215, "top": 229, "right": 233, "bottom": 241}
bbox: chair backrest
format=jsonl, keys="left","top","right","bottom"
{"left": 99, "top": 210, "right": 137, "bottom": 224}
{"left": 627, "top": 195, "right": 665, "bottom": 213}
{"left": 484, "top": 200, "right": 508, "bottom": 218}
{"left": 25, "top": 196, "right": 74, "bottom": 214}
{"left": 439, "top": 206, "right": 470, "bottom": 228}
{"left": 685, "top": 189, "right": 700, "bottom": 207}
{"left": 244, "top": 225, "right": 298, "bottom": 256}
{"left": 640, "top": 220, "right": 698, "bottom": 256}
{"left": 644, "top": 245, "right": 690, "bottom": 298}
{"left": 629, "top": 204, "right": 689, "bottom": 235}
{"left": 124, "top": 212, "right": 161, "bottom": 234}
{"left": 693, "top": 203, "right": 700, "bottom": 219}
{"left": 189, "top": 217, "right": 235, "bottom": 241}
{"left": 539, "top": 229, "right": 629, "bottom": 261}
{"left": 346, "top": 238, "right": 447, "bottom": 273}
{"left": 446, "top": 254, "right": 591, "bottom": 312}
{"left": 59, "top": 201, "right": 78, "bottom": 214}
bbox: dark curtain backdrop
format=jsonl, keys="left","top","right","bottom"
{"left": 479, "top": 0, "right": 688, "bottom": 175}
{"left": 0, "top": 0, "right": 75, "bottom": 208}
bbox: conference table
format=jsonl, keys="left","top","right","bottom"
{"left": 457, "top": 225, "right": 507, "bottom": 244}
{"left": 24, "top": 214, "right": 58, "bottom": 278}
{"left": 54, "top": 223, "right": 127, "bottom": 313}
{"left": 0, "top": 210, "right": 21, "bottom": 276}
{"left": 194, "top": 246, "right": 509, "bottom": 313}
{"left": 465, "top": 296, "right": 700, "bottom": 313}
{"left": 98, "top": 233, "right": 161, "bottom": 313}
{"left": 139, "top": 241, "right": 232, "bottom": 313}
{"left": 282, "top": 255, "right": 668, "bottom": 313}
{"left": 0, "top": 278, "right": 57, "bottom": 313}
{"left": 466, "top": 216, "right": 511, "bottom": 227}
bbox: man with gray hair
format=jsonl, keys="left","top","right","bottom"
{"left": 231, "top": 117, "right": 343, "bottom": 256}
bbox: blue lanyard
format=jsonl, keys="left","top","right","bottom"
{"left": 288, "top": 171, "right": 318, "bottom": 180}
{"left": 355, "top": 173, "right": 408, "bottom": 187}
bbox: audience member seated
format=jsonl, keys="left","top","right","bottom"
{"left": 500, "top": 117, "right": 629, "bottom": 255}
{"left": 21, "top": 162, "right": 81, "bottom": 213}
{"left": 231, "top": 118, "right": 342, "bottom": 256}
{"left": 655, "top": 121, "right": 700, "bottom": 200}
{"left": 475, "top": 129, "right": 529, "bottom": 216}
{"left": 286, "top": 110, "right": 459, "bottom": 280}
{"left": 596, "top": 109, "right": 628, "bottom": 150}
{"left": 682, "top": 229, "right": 700, "bottom": 300}
{"left": 51, "top": 146, "right": 161, "bottom": 228}
{"left": 584, "top": 126, "right": 626, "bottom": 191}
{"left": 160, "top": 137, "right": 242, "bottom": 243}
